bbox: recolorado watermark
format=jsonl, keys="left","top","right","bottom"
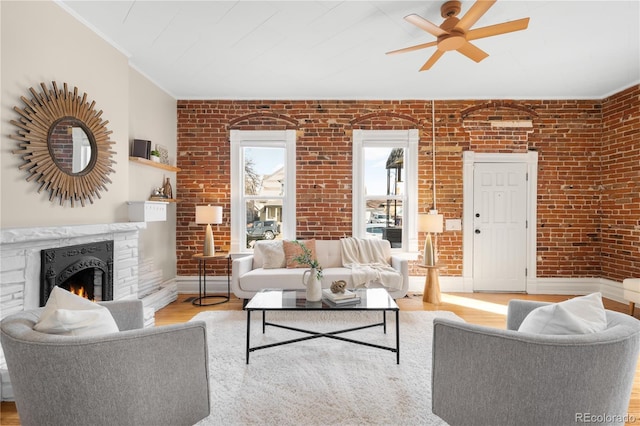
{"left": 575, "top": 412, "right": 637, "bottom": 424}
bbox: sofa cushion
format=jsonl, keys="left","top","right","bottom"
{"left": 518, "top": 292, "right": 607, "bottom": 335}
{"left": 283, "top": 239, "right": 317, "bottom": 268}
{"left": 259, "top": 240, "right": 286, "bottom": 269}
{"left": 34, "top": 286, "right": 120, "bottom": 336}
{"left": 315, "top": 240, "right": 344, "bottom": 268}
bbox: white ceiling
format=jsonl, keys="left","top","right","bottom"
{"left": 58, "top": 0, "right": 640, "bottom": 100}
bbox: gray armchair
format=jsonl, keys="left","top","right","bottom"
{"left": 1, "top": 300, "right": 210, "bottom": 426}
{"left": 432, "top": 300, "right": 640, "bottom": 426}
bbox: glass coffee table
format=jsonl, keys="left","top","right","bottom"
{"left": 245, "top": 288, "right": 400, "bottom": 364}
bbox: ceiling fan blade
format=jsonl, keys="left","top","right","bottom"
{"left": 455, "top": 0, "right": 496, "bottom": 32}
{"left": 386, "top": 41, "right": 438, "bottom": 56}
{"left": 419, "top": 50, "right": 445, "bottom": 71}
{"left": 467, "top": 18, "right": 530, "bottom": 40}
{"left": 457, "top": 41, "right": 489, "bottom": 63}
{"left": 405, "top": 14, "right": 448, "bottom": 37}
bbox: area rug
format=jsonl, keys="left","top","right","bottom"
{"left": 190, "top": 310, "right": 462, "bottom": 426}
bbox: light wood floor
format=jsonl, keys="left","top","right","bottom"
{"left": 2, "top": 292, "right": 638, "bottom": 425}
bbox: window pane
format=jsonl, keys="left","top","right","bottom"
{"left": 244, "top": 147, "right": 285, "bottom": 197}
{"left": 245, "top": 200, "right": 282, "bottom": 248}
{"left": 364, "top": 147, "right": 404, "bottom": 196}
{"left": 366, "top": 199, "right": 403, "bottom": 248}
{"left": 364, "top": 147, "right": 391, "bottom": 196}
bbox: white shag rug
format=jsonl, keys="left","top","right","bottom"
{"left": 191, "top": 310, "right": 461, "bottom": 426}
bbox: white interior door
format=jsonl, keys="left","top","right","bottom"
{"left": 473, "top": 162, "right": 527, "bottom": 292}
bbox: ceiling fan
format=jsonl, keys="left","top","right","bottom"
{"left": 386, "top": 0, "right": 529, "bottom": 71}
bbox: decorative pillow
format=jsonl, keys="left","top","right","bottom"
{"left": 260, "top": 241, "right": 286, "bottom": 269}
{"left": 518, "top": 292, "right": 607, "bottom": 335}
{"left": 34, "top": 286, "right": 119, "bottom": 336}
{"left": 283, "top": 239, "right": 317, "bottom": 269}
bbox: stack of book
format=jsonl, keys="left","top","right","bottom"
{"left": 322, "top": 289, "right": 361, "bottom": 305}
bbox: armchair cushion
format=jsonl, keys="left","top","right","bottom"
{"left": 518, "top": 292, "right": 607, "bottom": 335}
{"left": 34, "top": 287, "right": 119, "bottom": 336}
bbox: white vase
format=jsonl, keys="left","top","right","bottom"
{"left": 302, "top": 268, "right": 322, "bottom": 302}
{"left": 150, "top": 155, "right": 160, "bottom": 163}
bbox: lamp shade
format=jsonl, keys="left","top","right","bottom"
{"left": 419, "top": 213, "right": 444, "bottom": 233}
{"left": 195, "top": 205, "right": 223, "bottom": 225}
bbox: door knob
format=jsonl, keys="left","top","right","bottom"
{"left": 475, "top": 229, "right": 481, "bottom": 234}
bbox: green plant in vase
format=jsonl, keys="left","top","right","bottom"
{"left": 292, "top": 240, "right": 323, "bottom": 280}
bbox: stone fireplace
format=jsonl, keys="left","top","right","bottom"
{"left": 40, "top": 240, "right": 114, "bottom": 306}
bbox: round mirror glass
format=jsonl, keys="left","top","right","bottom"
{"left": 48, "top": 118, "right": 95, "bottom": 175}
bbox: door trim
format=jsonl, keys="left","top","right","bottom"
{"left": 462, "top": 151, "right": 538, "bottom": 292}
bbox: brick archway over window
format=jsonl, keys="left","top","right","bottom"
{"left": 460, "top": 102, "right": 538, "bottom": 120}
{"left": 461, "top": 102, "right": 537, "bottom": 153}
{"left": 229, "top": 112, "right": 298, "bottom": 130}
{"left": 350, "top": 111, "right": 421, "bottom": 129}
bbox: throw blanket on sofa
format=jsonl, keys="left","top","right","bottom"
{"left": 340, "top": 237, "right": 403, "bottom": 290}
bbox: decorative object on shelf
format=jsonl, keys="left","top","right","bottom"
{"left": 9, "top": 81, "right": 115, "bottom": 207}
{"left": 419, "top": 212, "right": 444, "bottom": 266}
{"left": 156, "top": 144, "right": 169, "bottom": 165}
{"left": 131, "top": 139, "right": 151, "bottom": 159}
{"left": 330, "top": 280, "right": 347, "bottom": 294}
{"left": 162, "top": 177, "right": 173, "bottom": 199}
{"left": 150, "top": 149, "right": 161, "bottom": 163}
{"left": 195, "top": 205, "right": 223, "bottom": 256}
{"left": 293, "top": 240, "right": 323, "bottom": 302}
{"left": 151, "top": 187, "right": 167, "bottom": 198}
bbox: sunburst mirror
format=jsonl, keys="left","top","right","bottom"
{"left": 10, "top": 81, "right": 116, "bottom": 207}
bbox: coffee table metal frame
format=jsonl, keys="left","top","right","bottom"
{"left": 245, "top": 288, "right": 400, "bottom": 364}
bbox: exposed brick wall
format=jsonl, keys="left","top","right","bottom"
{"left": 600, "top": 86, "right": 640, "bottom": 281}
{"left": 176, "top": 86, "right": 639, "bottom": 283}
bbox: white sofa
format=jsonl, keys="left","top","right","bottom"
{"left": 624, "top": 278, "right": 640, "bottom": 315}
{"left": 231, "top": 239, "right": 409, "bottom": 300}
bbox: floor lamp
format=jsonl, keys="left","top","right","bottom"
{"left": 419, "top": 212, "right": 444, "bottom": 266}
{"left": 196, "top": 205, "right": 223, "bottom": 256}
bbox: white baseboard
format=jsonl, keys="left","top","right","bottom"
{"left": 176, "top": 276, "right": 229, "bottom": 294}
{"left": 408, "top": 275, "right": 626, "bottom": 304}
{"left": 526, "top": 277, "right": 625, "bottom": 304}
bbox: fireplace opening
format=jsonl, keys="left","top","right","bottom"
{"left": 66, "top": 269, "right": 98, "bottom": 301}
{"left": 40, "top": 240, "right": 114, "bottom": 306}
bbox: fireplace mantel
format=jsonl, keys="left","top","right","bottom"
{"left": 1, "top": 222, "right": 146, "bottom": 244}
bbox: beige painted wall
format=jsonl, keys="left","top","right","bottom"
{"left": 128, "top": 68, "right": 178, "bottom": 278}
{"left": 1, "top": 1, "right": 178, "bottom": 279}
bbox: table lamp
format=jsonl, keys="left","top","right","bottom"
{"left": 419, "top": 212, "right": 444, "bottom": 266}
{"left": 195, "top": 205, "right": 223, "bottom": 256}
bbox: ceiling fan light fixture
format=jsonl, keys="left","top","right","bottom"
{"left": 386, "top": 0, "right": 529, "bottom": 71}
{"left": 437, "top": 32, "right": 466, "bottom": 51}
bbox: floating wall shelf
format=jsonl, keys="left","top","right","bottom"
{"left": 129, "top": 156, "right": 181, "bottom": 172}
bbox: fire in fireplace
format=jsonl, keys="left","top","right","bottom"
{"left": 40, "top": 240, "right": 114, "bottom": 306}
